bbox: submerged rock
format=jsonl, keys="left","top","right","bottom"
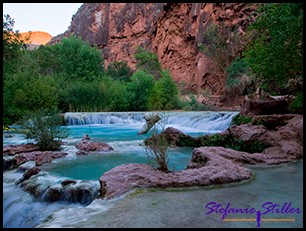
{"left": 17, "top": 161, "right": 36, "bottom": 172}
{"left": 16, "top": 167, "right": 41, "bottom": 185}
{"left": 2, "top": 143, "right": 68, "bottom": 171}
{"left": 76, "top": 139, "right": 114, "bottom": 155}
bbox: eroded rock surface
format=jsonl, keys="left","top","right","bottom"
{"left": 3, "top": 143, "right": 40, "bottom": 156}
{"left": 13, "top": 151, "right": 68, "bottom": 166}
{"left": 75, "top": 139, "right": 114, "bottom": 155}
{"left": 100, "top": 153, "right": 252, "bottom": 199}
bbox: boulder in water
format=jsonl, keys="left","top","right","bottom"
{"left": 16, "top": 167, "right": 41, "bottom": 185}
{"left": 76, "top": 139, "right": 114, "bottom": 155}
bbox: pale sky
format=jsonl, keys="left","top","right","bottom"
{"left": 3, "top": 3, "right": 83, "bottom": 37}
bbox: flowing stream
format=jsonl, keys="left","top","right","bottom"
{"left": 3, "top": 111, "right": 303, "bottom": 228}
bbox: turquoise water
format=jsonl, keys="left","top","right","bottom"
{"left": 40, "top": 111, "right": 236, "bottom": 180}
{"left": 38, "top": 159, "right": 303, "bottom": 228}
{"left": 3, "top": 111, "right": 303, "bottom": 228}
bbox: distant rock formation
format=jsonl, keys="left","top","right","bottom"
{"left": 20, "top": 31, "right": 53, "bottom": 49}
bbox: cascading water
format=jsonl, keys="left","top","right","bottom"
{"left": 64, "top": 111, "right": 239, "bottom": 134}
{"left": 4, "top": 111, "right": 238, "bottom": 228}
{"left": 3, "top": 111, "right": 303, "bottom": 228}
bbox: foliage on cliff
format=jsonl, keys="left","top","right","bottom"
{"left": 199, "top": 3, "right": 303, "bottom": 104}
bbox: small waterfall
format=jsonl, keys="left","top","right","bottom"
{"left": 65, "top": 112, "right": 147, "bottom": 125}
{"left": 163, "top": 111, "right": 239, "bottom": 133}
{"left": 64, "top": 111, "right": 239, "bottom": 133}
{"left": 3, "top": 171, "right": 80, "bottom": 228}
{"left": 20, "top": 172, "right": 100, "bottom": 206}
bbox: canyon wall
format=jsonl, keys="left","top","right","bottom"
{"left": 49, "top": 3, "right": 256, "bottom": 96}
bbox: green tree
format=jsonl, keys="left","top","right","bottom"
{"left": 108, "top": 80, "right": 130, "bottom": 111}
{"left": 127, "top": 70, "right": 154, "bottom": 111}
{"left": 225, "top": 57, "right": 254, "bottom": 96}
{"left": 13, "top": 75, "right": 59, "bottom": 112}
{"left": 30, "top": 44, "right": 61, "bottom": 76}
{"left": 148, "top": 70, "right": 180, "bottom": 110}
{"left": 64, "top": 80, "right": 107, "bottom": 112}
{"left": 56, "top": 35, "right": 104, "bottom": 81}
{"left": 18, "top": 109, "right": 69, "bottom": 151}
{"left": 243, "top": 3, "right": 303, "bottom": 94}
{"left": 106, "top": 60, "right": 133, "bottom": 82}
{"left": 3, "top": 14, "right": 28, "bottom": 75}
{"left": 134, "top": 46, "right": 162, "bottom": 80}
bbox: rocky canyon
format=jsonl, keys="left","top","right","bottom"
{"left": 49, "top": 3, "right": 257, "bottom": 104}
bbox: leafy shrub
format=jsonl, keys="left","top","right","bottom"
{"left": 18, "top": 109, "right": 69, "bottom": 151}
{"left": 199, "top": 133, "right": 269, "bottom": 153}
{"left": 231, "top": 114, "right": 253, "bottom": 126}
{"left": 145, "top": 132, "right": 170, "bottom": 172}
{"left": 145, "top": 118, "right": 171, "bottom": 172}
{"left": 148, "top": 70, "right": 181, "bottom": 110}
{"left": 181, "top": 95, "right": 209, "bottom": 111}
{"left": 176, "top": 134, "right": 198, "bottom": 147}
{"left": 106, "top": 61, "right": 133, "bottom": 82}
{"left": 134, "top": 46, "right": 162, "bottom": 80}
{"left": 127, "top": 70, "right": 155, "bottom": 111}
{"left": 289, "top": 91, "right": 303, "bottom": 113}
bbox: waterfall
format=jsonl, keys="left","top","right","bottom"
{"left": 64, "top": 111, "right": 239, "bottom": 133}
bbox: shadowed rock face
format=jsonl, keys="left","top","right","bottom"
{"left": 49, "top": 3, "right": 257, "bottom": 95}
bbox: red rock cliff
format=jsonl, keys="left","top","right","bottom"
{"left": 49, "top": 3, "right": 256, "bottom": 96}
